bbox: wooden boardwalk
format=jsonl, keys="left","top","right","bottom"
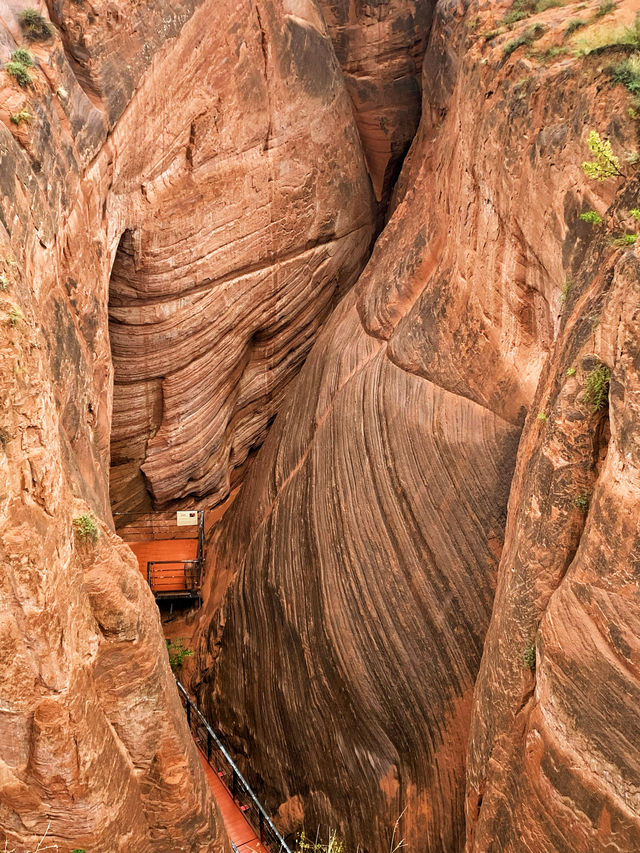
{"left": 198, "top": 748, "right": 268, "bottom": 853}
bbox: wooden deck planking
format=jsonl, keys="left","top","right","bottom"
{"left": 197, "top": 748, "right": 268, "bottom": 853}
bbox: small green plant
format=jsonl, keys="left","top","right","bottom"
{"left": 166, "top": 639, "right": 193, "bottom": 671}
{"left": 8, "top": 307, "right": 21, "bottom": 327}
{"left": 582, "top": 130, "right": 623, "bottom": 180}
{"left": 523, "top": 643, "right": 536, "bottom": 670}
{"left": 0, "top": 273, "right": 8, "bottom": 291}
{"left": 583, "top": 362, "right": 611, "bottom": 410}
{"left": 629, "top": 208, "right": 640, "bottom": 220}
{"left": 574, "top": 493, "right": 590, "bottom": 510}
{"left": 594, "top": 0, "right": 616, "bottom": 18}
{"left": 613, "top": 232, "right": 638, "bottom": 245}
{"left": 502, "top": 0, "right": 536, "bottom": 26}
{"left": 608, "top": 53, "right": 640, "bottom": 98}
{"left": 73, "top": 513, "right": 99, "bottom": 542}
{"left": 565, "top": 18, "right": 586, "bottom": 36}
{"left": 5, "top": 60, "right": 33, "bottom": 87}
{"left": 579, "top": 209, "right": 603, "bottom": 224}
{"left": 19, "top": 8, "right": 53, "bottom": 41}
{"left": 483, "top": 28, "right": 504, "bottom": 41}
{"left": 560, "top": 279, "right": 573, "bottom": 306}
{"left": 10, "top": 105, "right": 33, "bottom": 125}
{"left": 536, "top": 45, "right": 568, "bottom": 61}
{"left": 503, "top": 23, "right": 545, "bottom": 56}
{"left": 72, "top": 849, "right": 87, "bottom": 852}
{"left": 537, "top": 411, "right": 548, "bottom": 421}
{"left": 566, "top": 366, "right": 577, "bottom": 376}
{"left": 11, "top": 48, "right": 35, "bottom": 67}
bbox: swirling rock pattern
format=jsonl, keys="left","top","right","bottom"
{"left": 0, "top": 0, "right": 374, "bottom": 848}
{"left": 193, "top": 1, "right": 640, "bottom": 850}
{"left": 108, "top": 0, "right": 375, "bottom": 512}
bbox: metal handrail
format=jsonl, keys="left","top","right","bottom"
{"left": 175, "top": 679, "right": 292, "bottom": 853}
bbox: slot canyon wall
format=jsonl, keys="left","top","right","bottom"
{"left": 1, "top": 0, "right": 640, "bottom": 849}
{"left": 192, "top": 0, "right": 640, "bottom": 851}
{"left": 0, "top": 0, "right": 386, "bottom": 848}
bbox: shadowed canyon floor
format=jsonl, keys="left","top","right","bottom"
{"left": 1, "top": 0, "right": 640, "bottom": 850}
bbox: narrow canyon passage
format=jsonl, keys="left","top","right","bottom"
{"left": 2, "top": 0, "right": 640, "bottom": 851}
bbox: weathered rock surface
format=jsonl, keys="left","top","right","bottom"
{"left": 0, "top": 0, "right": 376, "bottom": 848}
{"left": 193, "top": 1, "right": 640, "bottom": 850}
{"left": 317, "top": 0, "right": 434, "bottom": 205}
{"left": 107, "top": 0, "right": 375, "bottom": 513}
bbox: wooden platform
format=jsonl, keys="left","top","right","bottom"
{"left": 128, "top": 539, "right": 199, "bottom": 593}
{"left": 198, "top": 748, "right": 267, "bottom": 853}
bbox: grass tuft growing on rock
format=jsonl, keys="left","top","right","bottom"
{"left": 594, "top": 0, "right": 616, "bottom": 18}
{"left": 5, "top": 60, "right": 32, "bottom": 87}
{"left": 73, "top": 513, "right": 99, "bottom": 542}
{"left": 523, "top": 643, "right": 536, "bottom": 670}
{"left": 574, "top": 493, "right": 590, "bottom": 511}
{"left": 575, "top": 12, "right": 640, "bottom": 54}
{"left": 607, "top": 52, "right": 640, "bottom": 97}
{"left": 503, "top": 23, "right": 545, "bottom": 56}
{"left": 19, "top": 8, "right": 53, "bottom": 41}
{"left": 10, "top": 105, "right": 33, "bottom": 126}
{"left": 583, "top": 362, "right": 611, "bottom": 410}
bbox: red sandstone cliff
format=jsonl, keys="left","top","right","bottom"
{"left": 3, "top": 0, "right": 640, "bottom": 849}
{"left": 0, "top": 0, "right": 376, "bottom": 848}
{"left": 192, "top": 0, "right": 640, "bottom": 850}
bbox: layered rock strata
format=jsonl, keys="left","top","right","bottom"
{"left": 193, "top": 0, "right": 640, "bottom": 850}
{"left": 0, "top": 0, "right": 375, "bottom": 848}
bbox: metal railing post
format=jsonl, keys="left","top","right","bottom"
{"left": 186, "top": 699, "right": 191, "bottom": 729}
{"left": 206, "top": 729, "right": 212, "bottom": 763}
{"left": 259, "top": 812, "right": 264, "bottom": 844}
{"left": 147, "top": 561, "right": 152, "bottom": 588}
{"left": 232, "top": 768, "right": 238, "bottom": 801}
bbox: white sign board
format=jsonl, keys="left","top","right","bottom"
{"left": 176, "top": 511, "right": 198, "bottom": 526}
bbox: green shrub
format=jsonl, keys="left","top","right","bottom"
{"left": 0, "top": 273, "right": 8, "bottom": 291}
{"left": 574, "top": 493, "right": 590, "bottom": 510}
{"left": 19, "top": 8, "right": 53, "bottom": 41}
{"left": 629, "top": 208, "right": 640, "bottom": 219}
{"left": 537, "top": 411, "right": 548, "bottom": 421}
{"left": 502, "top": 0, "right": 536, "bottom": 26}
{"left": 8, "top": 307, "right": 21, "bottom": 327}
{"left": 166, "top": 639, "right": 193, "bottom": 671}
{"left": 503, "top": 23, "right": 545, "bottom": 56}
{"left": 594, "top": 0, "right": 616, "bottom": 18}
{"left": 560, "top": 279, "right": 573, "bottom": 306}
{"left": 579, "top": 209, "right": 603, "bottom": 224}
{"left": 608, "top": 53, "right": 640, "bottom": 97}
{"left": 10, "top": 106, "right": 33, "bottom": 125}
{"left": 523, "top": 643, "right": 536, "bottom": 670}
{"left": 73, "top": 513, "right": 99, "bottom": 542}
{"left": 11, "top": 48, "right": 34, "bottom": 67}
{"left": 583, "top": 362, "right": 611, "bottom": 410}
{"left": 565, "top": 18, "right": 586, "bottom": 36}
{"left": 566, "top": 366, "right": 577, "bottom": 376}
{"left": 582, "top": 130, "right": 622, "bottom": 180}
{"left": 5, "top": 60, "right": 32, "bottom": 87}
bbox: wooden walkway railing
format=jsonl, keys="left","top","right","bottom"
{"left": 175, "top": 680, "right": 292, "bottom": 853}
